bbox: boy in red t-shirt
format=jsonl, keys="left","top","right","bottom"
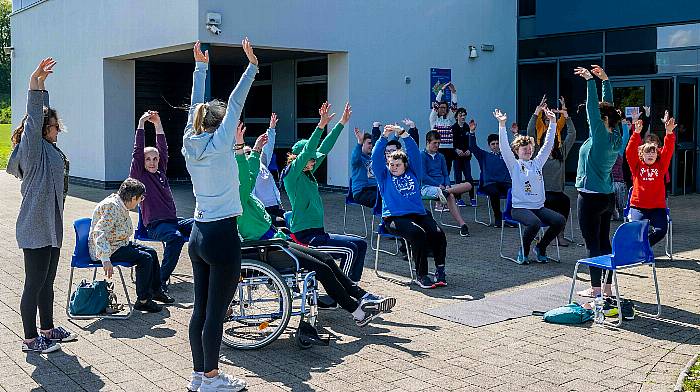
{"left": 625, "top": 112, "right": 676, "bottom": 246}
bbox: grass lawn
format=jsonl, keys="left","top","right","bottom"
{"left": 0, "top": 124, "right": 11, "bottom": 169}
{"left": 684, "top": 358, "right": 700, "bottom": 391}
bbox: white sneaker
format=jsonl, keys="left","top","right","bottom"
{"left": 199, "top": 372, "right": 247, "bottom": 392}
{"left": 187, "top": 371, "right": 203, "bottom": 391}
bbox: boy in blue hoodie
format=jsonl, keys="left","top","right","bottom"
{"left": 420, "top": 131, "right": 471, "bottom": 236}
{"left": 469, "top": 126, "right": 513, "bottom": 228}
{"left": 350, "top": 128, "right": 377, "bottom": 208}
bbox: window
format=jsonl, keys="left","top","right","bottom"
{"left": 296, "top": 83, "right": 327, "bottom": 120}
{"left": 657, "top": 50, "right": 700, "bottom": 74}
{"left": 297, "top": 59, "right": 328, "bottom": 78}
{"left": 518, "top": 32, "right": 603, "bottom": 59}
{"left": 658, "top": 23, "right": 700, "bottom": 49}
{"left": 517, "top": 62, "right": 557, "bottom": 130}
{"left": 605, "top": 52, "right": 657, "bottom": 76}
{"left": 244, "top": 84, "right": 272, "bottom": 118}
{"left": 518, "top": 0, "right": 535, "bottom": 17}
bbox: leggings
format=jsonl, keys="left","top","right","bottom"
{"left": 188, "top": 217, "right": 241, "bottom": 374}
{"left": 20, "top": 246, "right": 60, "bottom": 339}
{"left": 384, "top": 213, "right": 447, "bottom": 277}
{"left": 628, "top": 207, "right": 668, "bottom": 246}
{"left": 544, "top": 191, "right": 570, "bottom": 221}
{"left": 577, "top": 192, "right": 614, "bottom": 287}
{"left": 265, "top": 242, "right": 366, "bottom": 312}
{"left": 511, "top": 207, "right": 566, "bottom": 256}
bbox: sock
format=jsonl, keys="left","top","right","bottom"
{"left": 352, "top": 306, "right": 366, "bottom": 320}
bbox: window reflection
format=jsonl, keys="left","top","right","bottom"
{"left": 657, "top": 50, "right": 700, "bottom": 73}
{"left": 658, "top": 23, "right": 700, "bottom": 49}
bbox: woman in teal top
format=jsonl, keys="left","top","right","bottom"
{"left": 573, "top": 65, "right": 623, "bottom": 300}
{"left": 281, "top": 102, "right": 367, "bottom": 282}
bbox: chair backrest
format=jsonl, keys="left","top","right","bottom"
{"left": 372, "top": 189, "right": 383, "bottom": 217}
{"left": 72, "top": 218, "right": 96, "bottom": 267}
{"left": 134, "top": 205, "right": 151, "bottom": 241}
{"left": 611, "top": 220, "right": 654, "bottom": 267}
{"left": 283, "top": 211, "right": 292, "bottom": 227}
{"left": 345, "top": 178, "right": 356, "bottom": 205}
{"left": 503, "top": 188, "right": 514, "bottom": 221}
{"left": 623, "top": 187, "right": 633, "bottom": 221}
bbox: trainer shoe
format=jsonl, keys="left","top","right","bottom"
{"left": 607, "top": 297, "right": 635, "bottom": 320}
{"left": 533, "top": 247, "right": 549, "bottom": 263}
{"left": 516, "top": 250, "right": 530, "bottom": 265}
{"left": 360, "top": 296, "right": 396, "bottom": 313}
{"left": 22, "top": 336, "right": 61, "bottom": 354}
{"left": 415, "top": 275, "right": 436, "bottom": 289}
{"left": 459, "top": 224, "right": 470, "bottom": 237}
{"left": 43, "top": 326, "right": 78, "bottom": 343}
{"left": 199, "top": 372, "right": 247, "bottom": 392}
{"left": 435, "top": 266, "right": 447, "bottom": 287}
{"left": 602, "top": 301, "right": 619, "bottom": 318}
{"left": 456, "top": 199, "right": 467, "bottom": 207}
{"left": 152, "top": 291, "right": 175, "bottom": 304}
{"left": 134, "top": 299, "right": 163, "bottom": 313}
{"left": 187, "top": 371, "right": 203, "bottom": 392}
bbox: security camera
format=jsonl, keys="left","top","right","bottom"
{"left": 206, "top": 24, "right": 221, "bottom": 35}
{"left": 3, "top": 46, "right": 13, "bottom": 56}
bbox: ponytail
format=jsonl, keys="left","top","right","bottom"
{"left": 193, "top": 103, "right": 207, "bottom": 135}
{"left": 11, "top": 114, "right": 29, "bottom": 147}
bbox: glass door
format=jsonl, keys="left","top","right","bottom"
{"left": 673, "top": 77, "right": 698, "bottom": 194}
{"left": 611, "top": 80, "right": 651, "bottom": 117}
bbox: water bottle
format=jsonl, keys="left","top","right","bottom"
{"left": 594, "top": 295, "right": 605, "bottom": 324}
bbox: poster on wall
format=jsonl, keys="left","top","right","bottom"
{"left": 430, "top": 68, "right": 451, "bottom": 108}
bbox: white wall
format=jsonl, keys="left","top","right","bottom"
{"left": 11, "top": 0, "right": 517, "bottom": 186}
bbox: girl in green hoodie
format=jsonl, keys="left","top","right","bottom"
{"left": 573, "top": 65, "right": 623, "bottom": 299}
{"left": 235, "top": 126, "right": 395, "bottom": 327}
{"left": 281, "top": 102, "right": 368, "bottom": 283}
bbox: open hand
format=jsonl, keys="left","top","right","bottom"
{"left": 242, "top": 37, "right": 258, "bottom": 66}
{"left": 235, "top": 121, "right": 246, "bottom": 144}
{"left": 31, "top": 57, "right": 56, "bottom": 82}
{"left": 510, "top": 122, "right": 519, "bottom": 135}
{"left": 633, "top": 119, "right": 643, "bottom": 133}
{"left": 354, "top": 127, "right": 363, "bottom": 144}
{"left": 193, "top": 41, "right": 209, "bottom": 63}
{"left": 590, "top": 64, "right": 608, "bottom": 80}
{"left": 269, "top": 112, "right": 278, "bottom": 129}
{"left": 535, "top": 94, "right": 546, "bottom": 114}
{"left": 339, "top": 102, "right": 352, "bottom": 125}
{"left": 382, "top": 125, "right": 395, "bottom": 138}
{"left": 664, "top": 113, "right": 676, "bottom": 135}
{"left": 254, "top": 133, "right": 269, "bottom": 151}
{"left": 402, "top": 118, "right": 415, "bottom": 129}
{"left": 468, "top": 119, "right": 477, "bottom": 132}
{"left": 493, "top": 109, "right": 507, "bottom": 125}
{"left": 543, "top": 108, "right": 556, "bottom": 122}
{"left": 317, "top": 102, "right": 335, "bottom": 129}
{"left": 574, "top": 67, "right": 593, "bottom": 80}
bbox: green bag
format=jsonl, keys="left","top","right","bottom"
{"left": 543, "top": 303, "right": 594, "bottom": 325}
{"left": 69, "top": 279, "right": 110, "bottom": 315}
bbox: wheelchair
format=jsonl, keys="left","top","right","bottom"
{"left": 221, "top": 239, "right": 323, "bottom": 350}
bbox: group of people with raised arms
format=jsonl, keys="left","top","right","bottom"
{"left": 8, "top": 37, "right": 678, "bottom": 391}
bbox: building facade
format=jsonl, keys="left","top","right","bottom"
{"left": 10, "top": 0, "right": 517, "bottom": 188}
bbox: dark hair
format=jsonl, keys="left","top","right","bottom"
{"left": 193, "top": 99, "right": 227, "bottom": 134}
{"left": 487, "top": 134, "right": 499, "bottom": 144}
{"left": 362, "top": 133, "right": 372, "bottom": 143}
{"left": 11, "top": 107, "right": 59, "bottom": 146}
{"left": 456, "top": 107, "right": 467, "bottom": 117}
{"left": 598, "top": 102, "right": 622, "bottom": 130}
{"left": 437, "top": 100, "right": 449, "bottom": 108}
{"left": 386, "top": 140, "right": 402, "bottom": 150}
{"left": 389, "top": 150, "right": 408, "bottom": 165}
{"left": 117, "top": 178, "right": 146, "bottom": 203}
{"left": 540, "top": 132, "right": 563, "bottom": 160}
{"left": 426, "top": 130, "right": 441, "bottom": 143}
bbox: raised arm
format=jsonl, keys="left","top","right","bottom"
{"left": 576, "top": 67, "right": 608, "bottom": 142}
{"left": 619, "top": 121, "right": 630, "bottom": 156}
{"left": 659, "top": 116, "right": 677, "bottom": 173}
{"left": 534, "top": 109, "right": 557, "bottom": 168}
{"left": 528, "top": 95, "right": 546, "bottom": 140}
{"left": 447, "top": 83, "right": 458, "bottom": 123}
{"left": 495, "top": 109, "right": 517, "bottom": 170}
{"left": 262, "top": 113, "right": 278, "bottom": 167}
{"left": 287, "top": 102, "right": 332, "bottom": 180}
{"left": 212, "top": 38, "right": 259, "bottom": 150}
{"left": 402, "top": 129, "right": 422, "bottom": 178}
{"left": 317, "top": 102, "right": 351, "bottom": 156}
{"left": 562, "top": 117, "right": 577, "bottom": 158}
{"left": 371, "top": 132, "right": 390, "bottom": 185}
{"left": 234, "top": 123, "right": 253, "bottom": 204}
{"left": 625, "top": 120, "right": 642, "bottom": 173}
{"left": 130, "top": 112, "right": 150, "bottom": 178}
{"left": 186, "top": 42, "right": 209, "bottom": 132}
{"left": 351, "top": 128, "right": 364, "bottom": 169}
{"left": 22, "top": 58, "right": 56, "bottom": 161}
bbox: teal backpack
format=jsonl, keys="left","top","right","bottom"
{"left": 543, "top": 303, "right": 594, "bottom": 325}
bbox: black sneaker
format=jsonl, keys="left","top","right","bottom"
{"left": 43, "top": 326, "right": 78, "bottom": 342}
{"left": 22, "top": 336, "right": 61, "bottom": 353}
{"left": 414, "top": 275, "right": 436, "bottom": 289}
{"left": 607, "top": 297, "right": 635, "bottom": 320}
{"left": 435, "top": 266, "right": 447, "bottom": 287}
{"left": 152, "top": 291, "right": 175, "bottom": 304}
{"left": 493, "top": 221, "right": 503, "bottom": 228}
{"left": 134, "top": 299, "right": 163, "bottom": 313}
{"left": 459, "top": 224, "right": 470, "bottom": 237}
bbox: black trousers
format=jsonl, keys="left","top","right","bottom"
{"left": 439, "top": 148, "right": 455, "bottom": 176}
{"left": 544, "top": 191, "right": 571, "bottom": 221}
{"left": 265, "top": 242, "right": 366, "bottom": 312}
{"left": 265, "top": 205, "right": 287, "bottom": 228}
{"left": 384, "top": 213, "right": 446, "bottom": 277}
{"left": 188, "top": 217, "right": 241, "bottom": 373}
{"left": 20, "top": 246, "right": 60, "bottom": 339}
{"left": 353, "top": 186, "right": 378, "bottom": 208}
{"left": 480, "top": 182, "right": 511, "bottom": 224}
{"left": 577, "top": 192, "right": 614, "bottom": 287}
{"left": 110, "top": 242, "right": 162, "bottom": 301}
{"left": 453, "top": 157, "right": 475, "bottom": 199}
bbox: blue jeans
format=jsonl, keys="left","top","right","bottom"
{"left": 628, "top": 207, "right": 668, "bottom": 246}
{"left": 147, "top": 218, "right": 194, "bottom": 289}
{"left": 294, "top": 229, "right": 367, "bottom": 282}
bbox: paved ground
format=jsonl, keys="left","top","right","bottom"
{"left": 0, "top": 172, "right": 699, "bottom": 392}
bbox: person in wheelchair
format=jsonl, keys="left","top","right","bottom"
{"left": 235, "top": 127, "right": 396, "bottom": 327}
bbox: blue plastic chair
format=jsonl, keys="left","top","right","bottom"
{"left": 567, "top": 220, "right": 660, "bottom": 327}
{"left": 473, "top": 180, "right": 507, "bottom": 227}
{"left": 371, "top": 196, "right": 415, "bottom": 285}
{"left": 623, "top": 187, "right": 673, "bottom": 260}
{"left": 498, "top": 189, "right": 560, "bottom": 264}
{"left": 65, "top": 218, "right": 133, "bottom": 320}
{"left": 342, "top": 179, "right": 369, "bottom": 238}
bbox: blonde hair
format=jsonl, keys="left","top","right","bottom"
{"left": 192, "top": 100, "right": 226, "bottom": 134}
{"left": 510, "top": 135, "right": 534, "bottom": 153}
{"left": 638, "top": 142, "right": 658, "bottom": 162}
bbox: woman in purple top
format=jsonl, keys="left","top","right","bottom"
{"left": 129, "top": 110, "right": 192, "bottom": 294}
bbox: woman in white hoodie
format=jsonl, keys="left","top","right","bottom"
{"left": 495, "top": 108, "right": 566, "bottom": 265}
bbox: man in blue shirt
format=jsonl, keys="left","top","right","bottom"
{"left": 350, "top": 128, "right": 378, "bottom": 208}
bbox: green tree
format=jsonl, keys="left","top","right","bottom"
{"left": 0, "top": 0, "right": 10, "bottom": 103}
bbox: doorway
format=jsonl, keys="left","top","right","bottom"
{"left": 674, "top": 76, "right": 698, "bottom": 194}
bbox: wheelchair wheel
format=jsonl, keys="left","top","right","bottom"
{"left": 222, "top": 259, "right": 292, "bottom": 350}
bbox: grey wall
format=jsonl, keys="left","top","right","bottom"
{"left": 535, "top": 0, "right": 700, "bottom": 35}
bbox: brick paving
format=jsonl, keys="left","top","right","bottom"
{"left": 0, "top": 172, "right": 699, "bottom": 391}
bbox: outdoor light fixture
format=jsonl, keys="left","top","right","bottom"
{"left": 206, "top": 12, "right": 222, "bottom": 35}
{"left": 468, "top": 45, "right": 478, "bottom": 59}
{"left": 3, "top": 46, "right": 14, "bottom": 57}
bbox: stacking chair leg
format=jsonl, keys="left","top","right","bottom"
{"left": 646, "top": 264, "right": 662, "bottom": 318}
{"left": 537, "top": 228, "right": 561, "bottom": 263}
{"left": 374, "top": 234, "right": 412, "bottom": 285}
{"left": 499, "top": 224, "right": 524, "bottom": 263}
{"left": 370, "top": 216, "right": 400, "bottom": 255}
{"left": 665, "top": 220, "right": 673, "bottom": 260}
{"left": 429, "top": 200, "right": 460, "bottom": 229}
{"left": 66, "top": 266, "right": 133, "bottom": 321}
{"left": 564, "top": 207, "right": 576, "bottom": 242}
{"left": 343, "top": 204, "right": 369, "bottom": 239}
{"left": 567, "top": 262, "right": 581, "bottom": 304}
{"left": 606, "top": 271, "right": 623, "bottom": 327}
{"left": 474, "top": 196, "right": 492, "bottom": 226}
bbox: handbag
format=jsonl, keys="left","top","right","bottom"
{"left": 69, "top": 279, "right": 110, "bottom": 315}
{"left": 542, "top": 303, "right": 594, "bottom": 325}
